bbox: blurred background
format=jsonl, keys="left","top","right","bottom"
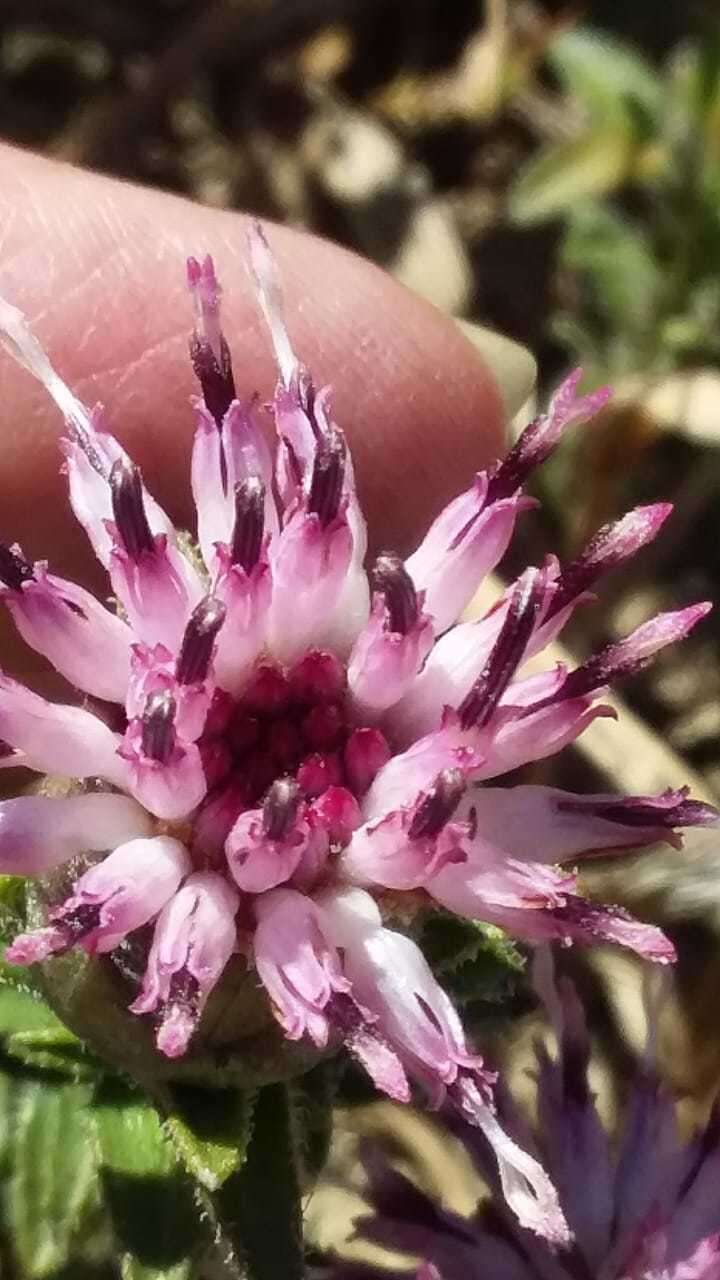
{"left": 2, "top": 1, "right": 720, "bottom": 1274}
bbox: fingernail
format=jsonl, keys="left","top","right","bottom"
{"left": 454, "top": 319, "right": 537, "bottom": 422}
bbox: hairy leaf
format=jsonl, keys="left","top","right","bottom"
{"left": 7, "top": 1078, "right": 98, "bottom": 1277}
{"left": 91, "top": 1081, "right": 199, "bottom": 1280}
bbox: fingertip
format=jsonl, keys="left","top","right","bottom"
{"left": 0, "top": 144, "right": 508, "bottom": 566}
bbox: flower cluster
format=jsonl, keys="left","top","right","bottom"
{"left": 0, "top": 226, "right": 715, "bottom": 1237}
{"left": 340, "top": 952, "right": 720, "bottom": 1280}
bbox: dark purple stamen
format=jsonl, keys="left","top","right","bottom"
{"left": 56, "top": 902, "right": 102, "bottom": 946}
{"left": 231, "top": 478, "right": 265, "bottom": 572}
{"left": 176, "top": 596, "right": 227, "bottom": 686}
{"left": 308, "top": 429, "right": 345, "bottom": 527}
{"left": 557, "top": 789, "right": 719, "bottom": 829}
{"left": 0, "top": 542, "right": 34, "bottom": 590}
{"left": 551, "top": 644, "right": 640, "bottom": 705}
{"left": 484, "top": 416, "right": 550, "bottom": 503}
{"left": 409, "top": 768, "right": 466, "bottom": 839}
{"left": 548, "top": 505, "right": 672, "bottom": 620}
{"left": 167, "top": 969, "right": 200, "bottom": 1009}
{"left": 459, "top": 569, "right": 545, "bottom": 729}
{"left": 141, "top": 690, "right": 177, "bottom": 763}
{"left": 110, "top": 460, "right": 154, "bottom": 559}
{"left": 372, "top": 553, "right": 419, "bottom": 634}
{"left": 262, "top": 777, "right": 301, "bottom": 841}
{"left": 189, "top": 334, "right": 236, "bottom": 429}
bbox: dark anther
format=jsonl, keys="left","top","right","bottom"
{"left": 459, "top": 570, "right": 544, "bottom": 730}
{"left": 189, "top": 334, "right": 236, "bottom": 428}
{"left": 372, "top": 553, "right": 418, "bottom": 634}
{"left": 408, "top": 768, "right": 466, "bottom": 839}
{"left": 168, "top": 969, "right": 200, "bottom": 1009}
{"left": 308, "top": 429, "right": 345, "bottom": 527}
{"left": 110, "top": 460, "right": 155, "bottom": 559}
{"left": 484, "top": 414, "right": 546, "bottom": 504}
{"left": 141, "top": 690, "right": 177, "bottom": 763}
{"left": 176, "top": 596, "right": 227, "bottom": 685}
{"left": 231, "top": 477, "right": 265, "bottom": 572}
{"left": 0, "top": 542, "right": 34, "bottom": 591}
{"left": 262, "top": 777, "right": 301, "bottom": 841}
{"left": 60, "top": 903, "right": 102, "bottom": 944}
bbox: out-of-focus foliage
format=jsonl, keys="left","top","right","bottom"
{"left": 511, "top": 29, "right": 720, "bottom": 384}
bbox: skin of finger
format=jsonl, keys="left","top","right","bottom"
{"left": 0, "top": 144, "right": 505, "bottom": 682}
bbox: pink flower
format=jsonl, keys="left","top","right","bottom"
{"left": 130, "top": 871, "right": 239, "bottom": 1058}
{"left": 7, "top": 835, "right": 189, "bottom": 963}
{"left": 0, "top": 224, "right": 714, "bottom": 1235}
{"left": 253, "top": 887, "right": 350, "bottom": 1047}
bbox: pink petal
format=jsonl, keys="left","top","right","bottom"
{"left": 247, "top": 222, "right": 299, "bottom": 391}
{"left": 212, "top": 543, "right": 272, "bottom": 696}
{"left": 348, "top": 554, "right": 434, "bottom": 714}
{"left": 0, "top": 793, "right": 151, "bottom": 874}
{"left": 120, "top": 696, "right": 207, "bottom": 820}
{"left": 405, "top": 475, "right": 533, "bottom": 633}
{"left": 268, "top": 507, "right": 353, "bottom": 663}
{"left": 3, "top": 563, "right": 131, "bottom": 702}
{"left": 131, "top": 870, "right": 239, "bottom": 1056}
{"left": 187, "top": 254, "right": 236, "bottom": 427}
{"left": 225, "top": 779, "right": 321, "bottom": 893}
{"left": 440, "top": 784, "right": 718, "bottom": 868}
{"left": 7, "top": 835, "right": 190, "bottom": 964}
{"left": 452, "top": 1075, "right": 570, "bottom": 1245}
{"left": 341, "top": 769, "right": 468, "bottom": 890}
{"left": 0, "top": 675, "right": 125, "bottom": 784}
{"left": 253, "top": 887, "right": 350, "bottom": 1048}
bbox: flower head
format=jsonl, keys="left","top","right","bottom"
{"left": 0, "top": 224, "right": 715, "bottom": 1237}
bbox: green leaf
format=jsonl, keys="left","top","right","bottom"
{"left": 422, "top": 912, "right": 522, "bottom": 974}
{"left": 549, "top": 27, "right": 663, "bottom": 123}
{"left": 164, "top": 1083, "right": 255, "bottom": 1191}
{"left": 509, "top": 127, "right": 637, "bottom": 225}
{"left": 0, "top": 1070, "right": 13, "bottom": 1169}
{"left": 422, "top": 914, "right": 524, "bottom": 1007}
{"left": 91, "top": 1081, "right": 198, "bottom": 1280}
{"left": 7, "top": 1078, "right": 98, "bottom": 1278}
{"left": 0, "top": 985, "right": 66, "bottom": 1036}
{"left": 6, "top": 1026, "right": 103, "bottom": 1081}
{"left": 561, "top": 202, "right": 661, "bottom": 335}
{"left": 0, "top": 875, "right": 27, "bottom": 930}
